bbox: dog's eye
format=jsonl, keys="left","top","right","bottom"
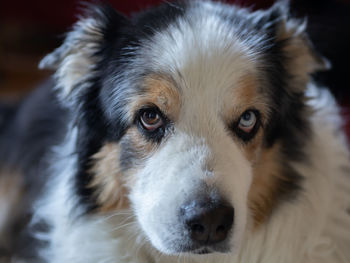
{"left": 140, "top": 109, "right": 164, "bottom": 132}
{"left": 232, "top": 109, "right": 260, "bottom": 142}
{"left": 238, "top": 110, "right": 257, "bottom": 133}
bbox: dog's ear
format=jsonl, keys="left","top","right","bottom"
{"left": 252, "top": 0, "right": 330, "bottom": 90}
{"left": 39, "top": 4, "right": 129, "bottom": 102}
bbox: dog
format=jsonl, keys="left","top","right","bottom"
{"left": 0, "top": 0, "right": 350, "bottom": 262}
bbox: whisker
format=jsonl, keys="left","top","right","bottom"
{"left": 110, "top": 222, "right": 135, "bottom": 233}
{"left": 94, "top": 212, "right": 134, "bottom": 225}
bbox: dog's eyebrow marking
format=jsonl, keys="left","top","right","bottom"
{"left": 222, "top": 74, "right": 268, "bottom": 125}
{"left": 130, "top": 74, "right": 181, "bottom": 121}
{"left": 89, "top": 143, "right": 129, "bottom": 212}
{"left": 237, "top": 74, "right": 259, "bottom": 102}
{"left": 227, "top": 74, "right": 259, "bottom": 118}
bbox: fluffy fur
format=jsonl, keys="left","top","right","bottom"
{"left": 0, "top": 0, "right": 349, "bottom": 262}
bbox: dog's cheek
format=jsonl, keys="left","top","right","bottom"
{"left": 248, "top": 145, "right": 280, "bottom": 228}
{"left": 248, "top": 143, "right": 303, "bottom": 228}
{"left": 88, "top": 143, "right": 130, "bottom": 212}
{"left": 88, "top": 127, "right": 157, "bottom": 213}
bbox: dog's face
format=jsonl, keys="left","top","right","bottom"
{"left": 40, "top": 0, "right": 327, "bottom": 256}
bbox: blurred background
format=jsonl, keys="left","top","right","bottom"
{"left": 1, "top": 0, "right": 350, "bottom": 136}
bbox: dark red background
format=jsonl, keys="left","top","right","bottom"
{"left": 0, "top": 1, "right": 274, "bottom": 29}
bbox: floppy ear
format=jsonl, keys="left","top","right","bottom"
{"left": 39, "top": 4, "right": 129, "bottom": 102}
{"left": 252, "top": 0, "right": 330, "bottom": 91}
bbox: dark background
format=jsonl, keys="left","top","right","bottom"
{"left": 1, "top": 0, "right": 350, "bottom": 136}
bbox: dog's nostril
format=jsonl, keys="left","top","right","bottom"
{"left": 189, "top": 221, "right": 209, "bottom": 242}
{"left": 181, "top": 199, "right": 234, "bottom": 245}
{"left": 191, "top": 223, "right": 205, "bottom": 233}
{"left": 216, "top": 224, "right": 226, "bottom": 233}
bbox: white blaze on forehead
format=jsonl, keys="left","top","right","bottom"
{"left": 141, "top": 6, "right": 259, "bottom": 133}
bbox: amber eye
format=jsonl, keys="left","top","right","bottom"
{"left": 140, "top": 109, "right": 164, "bottom": 131}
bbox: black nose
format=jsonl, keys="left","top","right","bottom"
{"left": 181, "top": 199, "right": 234, "bottom": 245}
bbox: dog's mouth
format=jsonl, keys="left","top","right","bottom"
{"left": 192, "top": 248, "right": 212, "bottom": 254}
{"left": 174, "top": 243, "right": 231, "bottom": 255}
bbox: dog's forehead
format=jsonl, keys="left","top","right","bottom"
{"left": 103, "top": 2, "right": 267, "bottom": 125}
{"left": 138, "top": 6, "right": 261, "bottom": 118}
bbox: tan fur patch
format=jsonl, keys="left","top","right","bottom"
{"left": 275, "top": 20, "right": 328, "bottom": 92}
{"left": 0, "top": 171, "right": 24, "bottom": 246}
{"left": 248, "top": 143, "right": 290, "bottom": 228}
{"left": 89, "top": 130, "right": 157, "bottom": 213}
{"left": 129, "top": 75, "right": 181, "bottom": 121}
{"left": 123, "top": 127, "right": 156, "bottom": 159}
{"left": 236, "top": 75, "right": 259, "bottom": 103}
{"left": 223, "top": 74, "right": 269, "bottom": 124}
{"left": 242, "top": 131, "right": 264, "bottom": 162}
{"left": 89, "top": 143, "right": 129, "bottom": 212}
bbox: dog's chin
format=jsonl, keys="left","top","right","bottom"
{"left": 146, "top": 227, "right": 233, "bottom": 256}
{"left": 169, "top": 247, "right": 232, "bottom": 258}
{"left": 188, "top": 247, "right": 231, "bottom": 255}
{"left": 158, "top": 243, "right": 232, "bottom": 256}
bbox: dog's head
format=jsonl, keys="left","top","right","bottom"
{"left": 40, "top": 0, "right": 328, "bottom": 255}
